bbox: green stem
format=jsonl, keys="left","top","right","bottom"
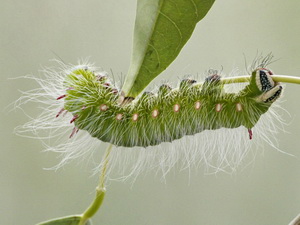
{"left": 78, "top": 144, "right": 113, "bottom": 225}
{"left": 220, "top": 75, "right": 300, "bottom": 85}
{"left": 187, "top": 74, "right": 300, "bottom": 92}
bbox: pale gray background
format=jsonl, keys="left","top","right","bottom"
{"left": 1, "top": 0, "right": 300, "bottom": 225}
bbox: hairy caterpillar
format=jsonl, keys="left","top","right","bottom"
{"left": 15, "top": 56, "right": 289, "bottom": 178}
{"left": 57, "top": 66, "right": 282, "bottom": 148}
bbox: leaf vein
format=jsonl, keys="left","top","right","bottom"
{"left": 158, "top": 11, "right": 183, "bottom": 52}
{"left": 190, "top": 0, "right": 199, "bottom": 18}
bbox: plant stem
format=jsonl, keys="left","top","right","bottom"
{"left": 289, "top": 214, "right": 300, "bottom": 225}
{"left": 78, "top": 144, "right": 113, "bottom": 225}
{"left": 220, "top": 75, "right": 300, "bottom": 85}
{"left": 189, "top": 75, "right": 300, "bottom": 91}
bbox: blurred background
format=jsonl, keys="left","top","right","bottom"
{"left": 1, "top": 0, "right": 300, "bottom": 224}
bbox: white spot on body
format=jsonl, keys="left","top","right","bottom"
{"left": 216, "top": 103, "right": 222, "bottom": 112}
{"left": 100, "top": 104, "right": 108, "bottom": 111}
{"left": 116, "top": 113, "right": 123, "bottom": 121}
{"left": 195, "top": 101, "right": 201, "bottom": 110}
{"left": 132, "top": 113, "right": 139, "bottom": 121}
{"left": 152, "top": 109, "right": 159, "bottom": 118}
{"left": 173, "top": 104, "right": 180, "bottom": 112}
{"left": 236, "top": 103, "right": 243, "bottom": 112}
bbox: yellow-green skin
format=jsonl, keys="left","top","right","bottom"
{"left": 63, "top": 68, "right": 281, "bottom": 147}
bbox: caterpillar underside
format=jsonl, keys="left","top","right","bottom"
{"left": 58, "top": 68, "right": 282, "bottom": 147}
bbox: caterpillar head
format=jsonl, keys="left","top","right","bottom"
{"left": 251, "top": 68, "right": 283, "bottom": 103}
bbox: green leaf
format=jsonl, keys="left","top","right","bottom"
{"left": 37, "top": 215, "right": 92, "bottom": 225}
{"left": 122, "top": 0, "right": 215, "bottom": 97}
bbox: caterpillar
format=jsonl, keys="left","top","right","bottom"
{"left": 57, "top": 66, "right": 283, "bottom": 148}
{"left": 14, "top": 56, "right": 288, "bottom": 178}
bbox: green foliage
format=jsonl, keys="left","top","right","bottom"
{"left": 122, "top": 0, "right": 215, "bottom": 98}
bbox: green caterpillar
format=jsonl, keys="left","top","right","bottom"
{"left": 56, "top": 66, "right": 282, "bottom": 148}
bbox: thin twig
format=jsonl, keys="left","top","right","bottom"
{"left": 78, "top": 144, "right": 113, "bottom": 225}
{"left": 220, "top": 75, "right": 300, "bottom": 85}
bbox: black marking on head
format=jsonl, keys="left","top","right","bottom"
{"left": 259, "top": 70, "right": 274, "bottom": 92}
{"left": 264, "top": 86, "right": 283, "bottom": 103}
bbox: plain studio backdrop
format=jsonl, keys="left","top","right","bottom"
{"left": 1, "top": 1, "right": 300, "bottom": 225}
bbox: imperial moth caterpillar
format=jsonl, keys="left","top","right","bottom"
{"left": 16, "top": 57, "right": 290, "bottom": 178}
{"left": 59, "top": 66, "right": 282, "bottom": 148}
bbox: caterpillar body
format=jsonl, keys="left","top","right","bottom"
{"left": 60, "top": 67, "right": 283, "bottom": 147}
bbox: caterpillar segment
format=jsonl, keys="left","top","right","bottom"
{"left": 58, "top": 68, "right": 282, "bottom": 147}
